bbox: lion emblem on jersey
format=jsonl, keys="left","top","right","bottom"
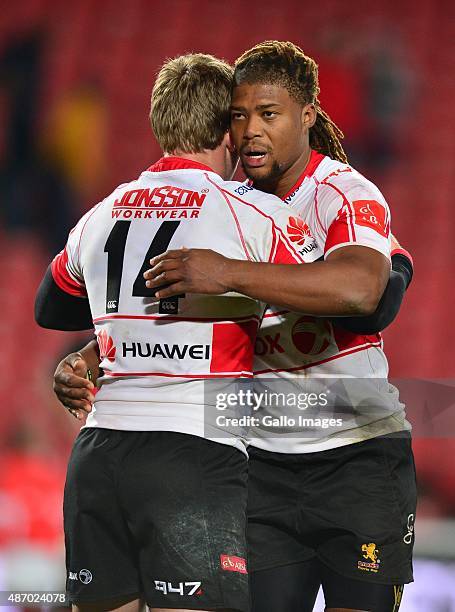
{"left": 362, "top": 543, "right": 379, "bottom": 563}
{"left": 97, "top": 329, "right": 116, "bottom": 362}
{"left": 287, "top": 216, "right": 312, "bottom": 245}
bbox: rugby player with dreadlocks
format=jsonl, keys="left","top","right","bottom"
{"left": 142, "top": 42, "right": 415, "bottom": 612}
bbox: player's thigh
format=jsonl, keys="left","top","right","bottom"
{"left": 247, "top": 446, "right": 315, "bottom": 572}
{"left": 65, "top": 428, "right": 141, "bottom": 605}
{"left": 118, "top": 432, "right": 249, "bottom": 612}
{"left": 321, "top": 562, "right": 405, "bottom": 611}
{"left": 250, "top": 559, "right": 321, "bottom": 612}
{"left": 308, "top": 433, "right": 416, "bottom": 587}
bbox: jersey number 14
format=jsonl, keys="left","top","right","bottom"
{"left": 104, "top": 220, "right": 182, "bottom": 313}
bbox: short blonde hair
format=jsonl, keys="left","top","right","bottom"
{"left": 150, "top": 53, "right": 234, "bottom": 153}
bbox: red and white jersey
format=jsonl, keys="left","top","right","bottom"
{"left": 252, "top": 151, "right": 410, "bottom": 453}
{"left": 51, "top": 156, "right": 303, "bottom": 452}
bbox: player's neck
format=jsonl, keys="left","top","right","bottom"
{"left": 168, "top": 141, "right": 236, "bottom": 180}
{"left": 167, "top": 150, "right": 216, "bottom": 174}
{"left": 253, "top": 147, "right": 313, "bottom": 200}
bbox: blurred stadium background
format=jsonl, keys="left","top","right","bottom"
{"left": 0, "top": 0, "right": 454, "bottom": 609}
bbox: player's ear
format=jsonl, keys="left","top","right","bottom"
{"left": 223, "top": 130, "right": 235, "bottom": 152}
{"left": 224, "top": 130, "right": 239, "bottom": 179}
{"left": 301, "top": 103, "right": 317, "bottom": 130}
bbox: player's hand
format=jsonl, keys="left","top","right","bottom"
{"left": 143, "top": 248, "right": 234, "bottom": 298}
{"left": 53, "top": 352, "right": 95, "bottom": 420}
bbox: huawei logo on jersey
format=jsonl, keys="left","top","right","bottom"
{"left": 287, "top": 217, "right": 318, "bottom": 255}
{"left": 287, "top": 217, "right": 312, "bottom": 245}
{"left": 97, "top": 329, "right": 116, "bottom": 362}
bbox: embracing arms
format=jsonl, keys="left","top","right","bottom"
{"left": 143, "top": 244, "right": 412, "bottom": 322}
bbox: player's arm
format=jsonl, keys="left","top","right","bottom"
{"left": 145, "top": 185, "right": 397, "bottom": 317}
{"left": 332, "top": 247, "right": 413, "bottom": 333}
{"left": 35, "top": 265, "right": 93, "bottom": 330}
{"left": 144, "top": 244, "right": 389, "bottom": 316}
{"left": 35, "top": 205, "right": 100, "bottom": 331}
{"left": 35, "top": 263, "right": 98, "bottom": 419}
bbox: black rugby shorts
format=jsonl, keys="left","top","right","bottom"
{"left": 248, "top": 432, "right": 416, "bottom": 585}
{"left": 64, "top": 428, "right": 249, "bottom": 611}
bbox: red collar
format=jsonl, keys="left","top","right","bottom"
{"left": 147, "top": 156, "right": 214, "bottom": 173}
{"left": 281, "top": 150, "right": 325, "bottom": 201}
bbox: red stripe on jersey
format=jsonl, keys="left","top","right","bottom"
{"left": 325, "top": 220, "right": 352, "bottom": 254}
{"left": 333, "top": 326, "right": 381, "bottom": 351}
{"left": 263, "top": 309, "right": 290, "bottom": 318}
{"left": 346, "top": 199, "right": 356, "bottom": 241}
{"left": 93, "top": 314, "right": 261, "bottom": 323}
{"left": 147, "top": 156, "right": 214, "bottom": 173}
{"left": 322, "top": 183, "right": 357, "bottom": 253}
{"left": 51, "top": 249, "right": 86, "bottom": 297}
{"left": 313, "top": 180, "right": 328, "bottom": 235}
{"left": 281, "top": 150, "right": 325, "bottom": 201}
{"left": 268, "top": 226, "right": 278, "bottom": 262}
{"left": 105, "top": 371, "right": 253, "bottom": 379}
{"left": 205, "top": 174, "right": 252, "bottom": 260}
{"left": 210, "top": 319, "right": 258, "bottom": 374}
{"left": 254, "top": 340, "right": 382, "bottom": 375}
{"left": 271, "top": 233, "right": 303, "bottom": 265}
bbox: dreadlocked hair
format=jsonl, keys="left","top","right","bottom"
{"left": 234, "top": 40, "right": 348, "bottom": 164}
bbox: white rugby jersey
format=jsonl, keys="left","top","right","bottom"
{"left": 251, "top": 150, "right": 411, "bottom": 453}
{"left": 51, "top": 156, "right": 303, "bottom": 453}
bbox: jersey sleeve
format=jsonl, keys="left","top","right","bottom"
{"left": 51, "top": 211, "right": 92, "bottom": 297}
{"left": 317, "top": 179, "right": 391, "bottom": 260}
{"left": 35, "top": 265, "right": 93, "bottom": 330}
